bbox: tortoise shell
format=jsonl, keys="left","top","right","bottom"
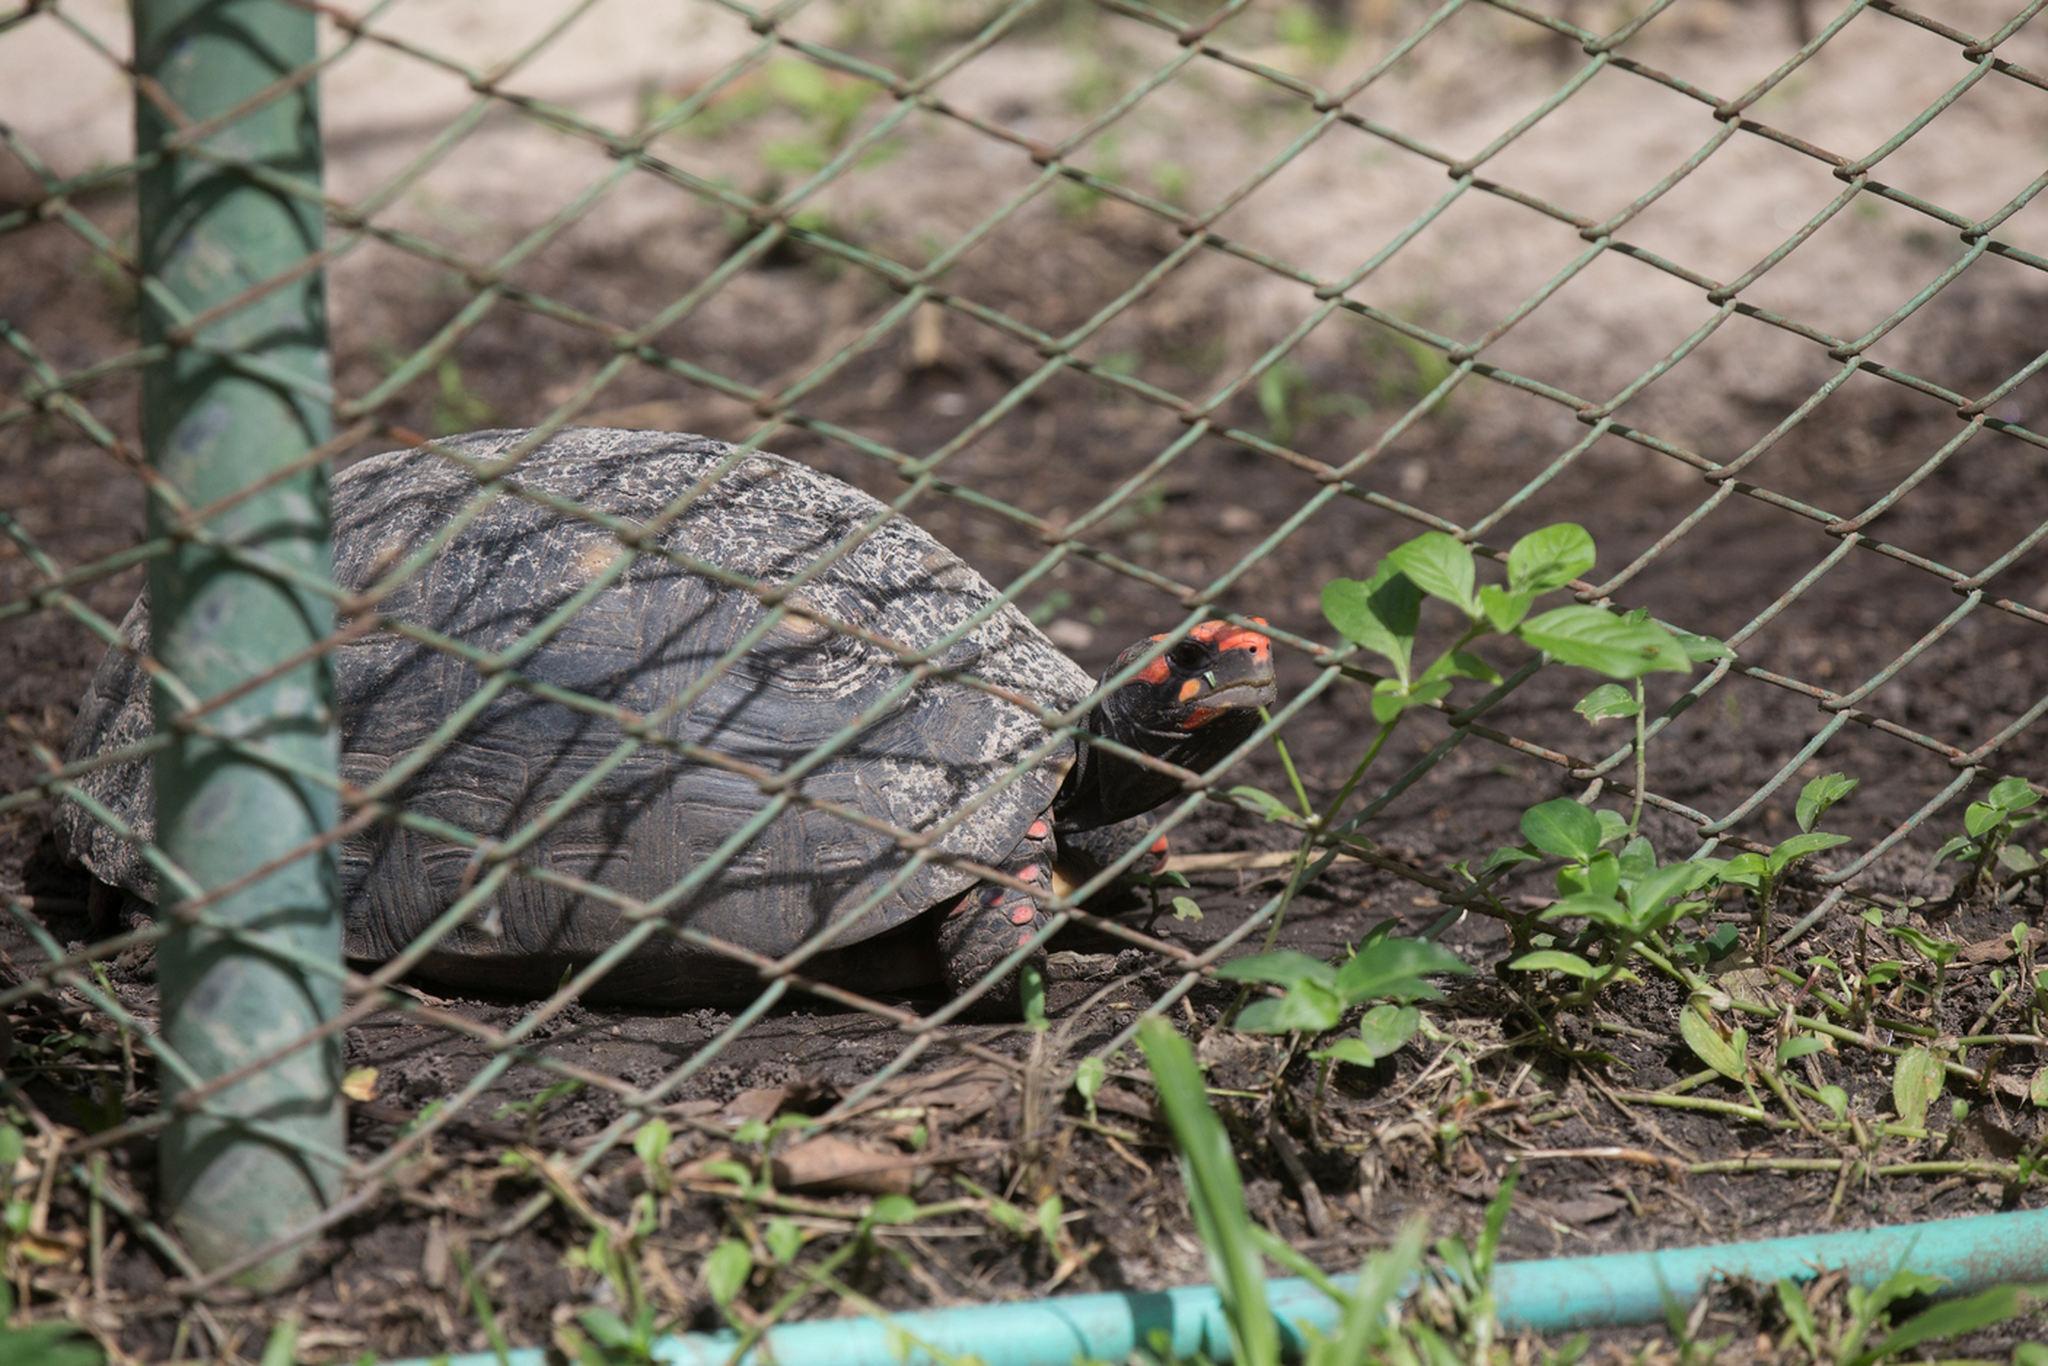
{"left": 56, "top": 429, "right": 1094, "bottom": 997}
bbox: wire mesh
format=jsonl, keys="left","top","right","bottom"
{"left": 4, "top": 0, "right": 2048, "bottom": 1354}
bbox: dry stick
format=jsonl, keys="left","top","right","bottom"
{"left": 1265, "top": 1117, "right": 1333, "bottom": 1239}
{"left": 1515, "top": 1146, "right": 1687, "bottom": 1175}
{"left": 1165, "top": 850, "right": 1367, "bottom": 874}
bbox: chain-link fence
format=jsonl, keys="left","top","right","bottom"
{"left": 5, "top": 0, "right": 2048, "bottom": 1357}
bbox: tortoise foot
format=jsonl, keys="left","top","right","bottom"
{"left": 936, "top": 823, "right": 1055, "bottom": 1019}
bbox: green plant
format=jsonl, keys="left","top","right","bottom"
{"left": 1498, "top": 797, "right": 1720, "bottom": 1002}
{"left": 1137, "top": 1017, "right": 1277, "bottom": 1366}
{"left": 1938, "top": 775, "right": 2043, "bottom": 899}
{"left": 1135, "top": 1017, "right": 1520, "bottom": 1363}
{"left": 0, "top": 1283, "right": 102, "bottom": 1366}
{"left": 429, "top": 357, "right": 495, "bottom": 435}
{"left": 1774, "top": 1269, "right": 2040, "bottom": 1364}
{"left": 1217, "top": 925, "right": 1469, "bottom": 1072}
{"left": 1711, "top": 772, "right": 1857, "bottom": 945}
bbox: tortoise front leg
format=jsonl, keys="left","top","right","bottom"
{"left": 935, "top": 814, "right": 1057, "bottom": 1018}
{"left": 1053, "top": 815, "right": 1170, "bottom": 888}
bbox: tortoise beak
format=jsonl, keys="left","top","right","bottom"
{"left": 1178, "top": 622, "right": 1277, "bottom": 728}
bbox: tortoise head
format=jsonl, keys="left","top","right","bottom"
{"left": 1054, "top": 619, "right": 1277, "bottom": 832}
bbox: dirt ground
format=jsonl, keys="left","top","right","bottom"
{"left": 6, "top": 0, "right": 2048, "bottom": 1360}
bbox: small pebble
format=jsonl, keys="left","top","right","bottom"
{"left": 1046, "top": 619, "right": 1094, "bottom": 651}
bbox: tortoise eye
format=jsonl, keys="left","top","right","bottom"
{"left": 1166, "top": 640, "right": 1206, "bottom": 672}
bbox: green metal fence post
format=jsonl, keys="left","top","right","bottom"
{"left": 133, "top": 0, "right": 342, "bottom": 1287}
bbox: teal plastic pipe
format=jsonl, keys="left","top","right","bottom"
{"left": 399, "top": 1206, "right": 2048, "bottom": 1364}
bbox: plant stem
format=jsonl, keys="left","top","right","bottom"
{"left": 1262, "top": 708, "right": 1313, "bottom": 820}
{"left": 1628, "top": 678, "right": 1647, "bottom": 837}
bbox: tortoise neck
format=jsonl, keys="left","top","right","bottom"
{"left": 1053, "top": 693, "right": 1188, "bottom": 832}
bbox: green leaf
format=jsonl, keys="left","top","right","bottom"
{"left": 1520, "top": 799, "right": 1603, "bottom": 862}
{"left": 1885, "top": 923, "right": 1956, "bottom": 966}
{"left": 1776, "top": 1034, "right": 1830, "bottom": 1066}
{"left": 1213, "top": 950, "right": 1338, "bottom": 990}
{"left": 1506, "top": 523, "right": 1595, "bottom": 594}
{"left": 1557, "top": 849, "right": 1620, "bottom": 900}
{"left": 1935, "top": 834, "right": 1978, "bottom": 863}
{"left": 705, "top": 1239, "right": 753, "bottom": 1305}
{"left": 1776, "top": 1279, "right": 1819, "bottom": 1356}
{"left": 1715, "top": 852, "right": 1768, "bottom": 889}
{"left": 1479, "top": 844, "right": 1539, "bottom": 875}
{"left": 1795, "top": 772, "right": 1858, "bottom": 833}
{"left": 633, "top": 1118, "right": 673, "bottom": 1180}
{"left": 1235, "top": 977, "right": 1344, "bottom": 1035}
{"left": 1354, "top": 1004, "right": 1421, "bottom": 1057}
{"left": 1965, "top": 801, "right": 2004, "bottom": 838}
{"left": 1597, "top": 809, "right": 1634, "bottom": 849}
{"left": 1334, "top": 936, "right": 1468, "bottom": 1005}
{"left": 1892, "top": 1046, "right": 1943, "bottom": 1130}
{"left": 1475, "top": 1165, "right": 1518, "bottom": 1278}
{"left": 1862, "top": 1285, "right": 2031, "bottom": 1364}
{"left": 1990, "top": 776, "right": 2041, "bottom": 811}
{"left": 1538, "top": 893, "right": 1636, "bottom": 929}
{"left": 2028, "top": 1066, "right": 2048, "bottom": 1109}
{"left": 1021, "top": 963, "right": 1047, "bottom": 1031}
{"left": 1626, "top": 863, "right": 1699, "bottom": 920}
{"left": 1509, "top": 949, "right": 1599, "bottom": 979}
{"left": 1074, "top": 1056, "right": 1106, "bottom": 1105}
{"left": 1420, "top": 649, "right": 1502, "bottom": 686}
{"left": 1767, "top": 831, "right": 1851, "bottom": 877}
{"left": 1518, "top": 604, "right": 1693, "bottom": 679}
{"left": 1478, "top": 584, "right": 1532, "bottom": 633}
{"left": 1229, "top": 785, "right": 1302, "bottom": 824}
{"left": 1036, "top": 1194, "right": 1063, "bottom": 1248}
{"left": 260, "top": 1318, "right": 299, "bottom": 1366}
{"left": 1314, "top": 1006, "right": 1421, "bottom": 1069}
{"left": 579, "top": 1307, "right": 640, "bottom": 1351}
{"left": 1818, "top": 1085, "right": 1848, "bottom": 1121}
{"left": 1574, "top": 682, "right": 1640, "bottom": 722}
{"left": 1679, "top": 1003, "right": 1747, "bottom": 1081}
{"left": 1386, "top": 531, "right": 1478, "bottom": 615}
{"left": 1370, "top": 676, "right": 1450, "bottom": 723}
{"left": 1136, "top": 1019, "right": 1278, "bottom": 1366}
{"left": 1674, "top": 629, "right": 1735, "bottom": 663}
{"left": 868, "top": 1194, "right": 920, "bottom": 1225}
{"left": 1314, "top": 1036, "right": 1391, "bottom": 1070}
{"left": 0, "top": 1323, "right": 100, "bottom": 1366}
{"left": 1322, "top": 565, "right": 1422, "bottom": 682}
{"left": 1170, "top": 895, "right": 1204, "bottom": 922}
{"left": 765, "top": 1216, "right": 802, "bottom": 1265}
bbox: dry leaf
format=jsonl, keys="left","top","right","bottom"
{"left": 771, "top": 1135, "right": 915, "bottom": 1195}
{"left": 342, "top": 1067, "right": 379, "bottom": 1102}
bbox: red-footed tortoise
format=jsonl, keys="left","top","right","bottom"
{"left": 55, "top": 429, "right": 1276, "bottom": 1014}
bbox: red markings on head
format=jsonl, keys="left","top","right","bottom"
{"left": 1135, "top": 655, "right": 1170, "bottom": 684}
{"left": 1190, "top": 617, "right": 1272, "bottom": 658}
{"left": 1179, "top": 706, "right": 1222, "bottom": 730}
{"left": 1177, "top": 678, "right": 1201, "bottom": 702}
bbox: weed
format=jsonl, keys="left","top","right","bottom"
{"left": 1218, "top": 924, "right": 1468, "bottom": 1062}
{"left": 431, "top": 357, "right": 495, "bottom": 436}
{"left": 1227, "top": 522, "right": 1711, "bottom": 978}
{"left": 0, "top": 1282, "right": 102, "bottom": 1366}
{"left": 1938, "top": 774, "right": 2043, "bottom": 900}
{"left": 1136, "top": 1017, "right": 1529, "bottom": 1361}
